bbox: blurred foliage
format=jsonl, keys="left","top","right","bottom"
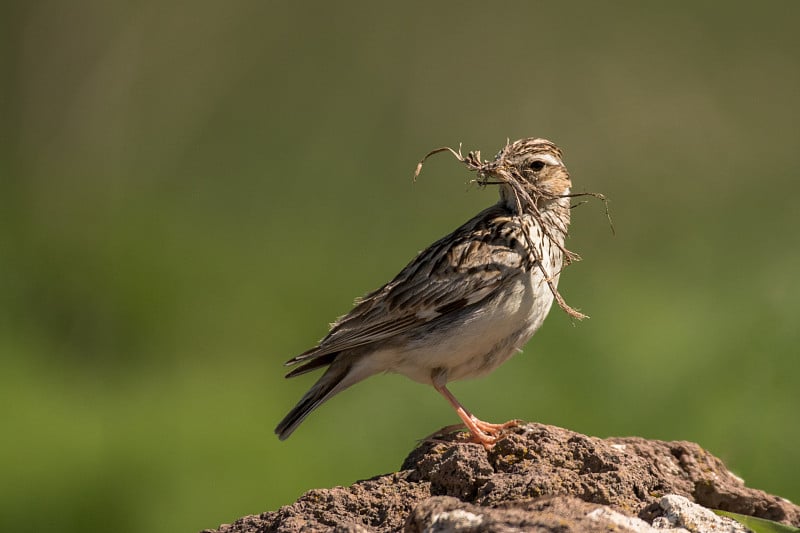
{"left": 715, "top": 511, "right": 800, "bottom": 533}
{"left": 1, "top": 2, "right": 799, "bottom": 532}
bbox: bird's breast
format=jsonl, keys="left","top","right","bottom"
{"left": 369, "top": 266, "right": 559, "bottom": 385}
{"left": 358, "top": 215, "right": 568, "bottom": 385}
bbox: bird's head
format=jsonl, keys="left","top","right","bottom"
{"left": 413, "top": 137, "right": 576, "bottom": 215}
{"left": 478, "top": 138, "right": 571, "bottom": 212}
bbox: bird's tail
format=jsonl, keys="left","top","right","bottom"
{"left": 274, "top": 362, "right": 355, "bottom": 440}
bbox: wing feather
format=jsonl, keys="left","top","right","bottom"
{"left": 284, "top": 205, "right": 532, "bottom": 368}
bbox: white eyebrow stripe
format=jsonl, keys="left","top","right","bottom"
{"left": 535, "top": 153, "right": 562, "bottom": 166}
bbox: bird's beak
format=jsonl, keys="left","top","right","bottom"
{"left": 477, "top": 162, "right": 513, "bottom": 186}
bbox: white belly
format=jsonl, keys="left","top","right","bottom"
{"left": 357, "top": 269, "right": 558, "bottom": 385}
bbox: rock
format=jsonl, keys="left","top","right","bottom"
{"left": 587, "top": 505, "right": 682, "bottom": 532}
{"left": 409, "top": 495, "right": 636, "bottom": 532}
{"left": 653, "top": 495, "right": 749, "bottom": 532}
{"left": 203, "top": 423, "right": 800, "bottom": 533}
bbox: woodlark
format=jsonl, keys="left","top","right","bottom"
{"left": 275, "top": 138, "right": 579, "bottom": 448}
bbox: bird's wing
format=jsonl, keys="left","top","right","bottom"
{"left": 286, "top": 206, "right": 531, "bottom": 366}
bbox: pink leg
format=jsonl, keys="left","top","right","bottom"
{"left": 432, "top": 380, "right": 519, "bottom": 450}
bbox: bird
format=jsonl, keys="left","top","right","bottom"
{"left": 275, "top": 137, "right": 580, "bottom": 449}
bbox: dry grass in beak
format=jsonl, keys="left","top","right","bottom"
{"left": 413, "top": 141, "right": 613, "bottom": 321}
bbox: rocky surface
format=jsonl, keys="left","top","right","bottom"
{"left": 203, "top": 423, "right": 799, "bottom": 532}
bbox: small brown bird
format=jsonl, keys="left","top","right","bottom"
{"left": 275, "top": 138, "right": 579, "bottom": 448}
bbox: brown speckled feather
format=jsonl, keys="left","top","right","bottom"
{"left": 286, "top": 204, "right": 536, "bottom": 369}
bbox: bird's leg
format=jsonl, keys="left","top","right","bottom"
{"left": 433, "top": 381, "right": 496, "bottom": 448}
{"left": 431, "top": 370, "right": 517, "bottom": 450}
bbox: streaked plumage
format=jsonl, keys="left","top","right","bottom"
{"left": 275, "top": 138, "right": 577, "bottom": 448}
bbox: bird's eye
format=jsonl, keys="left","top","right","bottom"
{"left": 529, "top": 160, "right": 545, "bottom": 171}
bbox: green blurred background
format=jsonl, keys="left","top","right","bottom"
{"left": 2, "top": 2, "right": 799, "bottom": 532}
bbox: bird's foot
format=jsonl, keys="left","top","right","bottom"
{"left": 463, "top": 417, "right": 521, "bottom": 450}
{"left": 471, "top": 417, "right": 522, "bottom": 433}
{"left": 430, "top": 379, "right": 522, "bottom": 450}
